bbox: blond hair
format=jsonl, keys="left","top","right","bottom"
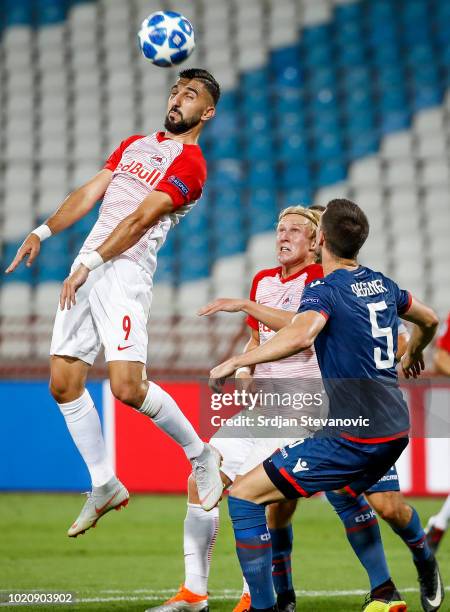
{"left": 277, "top": 205, "right": 321, "bottom": 237}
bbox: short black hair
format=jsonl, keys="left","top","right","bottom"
{"left": 321, "top": 198, "right": 369, "bottom": 259}
{"left": 309, "top": 204, "right": 326, "bottom": 212}
{"left": 178, "top": 68, "right": 221, "bottom": 105}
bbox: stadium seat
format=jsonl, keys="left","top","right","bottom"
{"left": 349, "top": 157, "right": 382, "bottom": 187}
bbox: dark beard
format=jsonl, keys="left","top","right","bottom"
{"left": 164, "top": 112, "right": 201, "bottom": 134}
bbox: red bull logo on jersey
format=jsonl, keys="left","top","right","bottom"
{"left": 116, "top": 160, "right": 161, "bottom": 186}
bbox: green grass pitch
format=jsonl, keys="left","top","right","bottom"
{"left": 0, "top": 494, "right": 448, "bottom": 611}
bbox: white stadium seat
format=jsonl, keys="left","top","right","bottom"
{"left": 414, "top": 107, "right": 444, "bottom": 134}
{"left": 3, "top": 212, "right": 34, "bottom": 241}
{"left": 420, "top": 159, "right": 450, "bottom": 187}
{"left": 349, "top": 156, "right": 382, "bottom": 187}
{"left": 384, "top": 159, "right": 417, "bottom": 187}
{"left": 381, "top": 132, "right": 413, "bottom": 159}
{"left": 176, "top": 279, "right": 211, "bottom": 316}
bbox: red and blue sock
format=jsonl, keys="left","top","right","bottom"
{"left": 326, "top": 491, "right": 390, "bottom": 590}
{"left": 269, "top": 524, "right": 294, "bottom": 595}
{"left": 391, "top": 506, "right": 432, "bottom": 563}
{"left": 228, "top": 496, "right": 276, "bottom": 610}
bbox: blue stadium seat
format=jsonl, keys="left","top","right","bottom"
{"left": 208, "top": 137, "right": 240, "bottom": 160}
{"left": 247, "top": 189, "right": 278, "bottom": 234}
{"left": 4, "top": 0, "right": 32, "bottom": 25}
{"left": 270, "top": 45, "right": 300, "bottom": 71}
{"left": 379, "top": 110, "right": 410, "bottom": 134}
{"left": 334, "top": 20, "right": 363, "bottom": 46}
{"left": 375, "top": 66, "right": 405, "bottom": 89}
{"left": 306, "top": 111, "right": 340, "bottom": 139}
{"left": 405, "top": 44, "right": 435, "bottom": 67}
{"left": 240, "top": 90, "right": 270, "bottom": 114}
{"left": 345, "top": 110, "right": 376, "bottom": 134}
{"left": 340, "top": 67, "right": 371, "bottom": 92}
{"left": 213, "top": 188, "right": 241, "bottom": 215}
{"left": 314, "top": 159, "right": 346, "bottom": 188}
{"left": 241, "top": 68, "right": 269, "bottom": 90}
{"left": 346, "top": 131, "right": 379, "bottom": 161}
{"left": 178, "top": 253, "right": 209, "bottom": 282}
{"left": 308, "top": 89, "right": 337, "bottom": 113}
{"left": 242, "top": 133, "right": 273, "bottom": 161}
{"left": 307, "top": 68, "right": 336, "bottom": 91}
{"left": 302, "top": 24, "right": 330, "bottom": 48}
{"left": 371, "top": 43, "right": 401, "bottom": 66}
{"left": 277, "top": 133, "right": 308, "bottom": 162}
{"left": 248, "top": 112, "right": 270, "bottom": 134}
{"left": 366, "top": 0, "right": 395, "bottom": 23}
{"left": 343, "top": 88, "right": 373, "bottom": 114}
{"left": 35, "top": 0, "right": 66, "bottom": 25}
{"left": 211, "top": 215, "right": 245, "bottom": 258}
{"left": 273, "top": 88, "right": 304, "bottom": 114}
{"left": 280, "top": 161, "right": 311, "bottom": 190}
{"left": 280, "top": 187, "right": 312, "bottom": 208}
{"left": 276, "top": 111, "right": 304, "bottom": 133}
{"left": 154, "top": 232, "right": 175, "bottom": 284}
{"left": 334, "top": 1, "right": 362, "bottom": 24}
{"left": 311, "top": 133, "right": 343, "bottom": 161}
{"left": 209, "top": 160, "right": 243, "bottom": 189}
{"left": 378, "top": 88, "right": 408, "bottom": 112}
{"left": 247, "top": 161, "right": 277, "bottom": 190}
{"left": 411, "top": 85, "right": 442, "bottom": 111}
{"left": 336, "top": 42, "right": 365, "bottom": 68}
{"left": 302, "top": 46, "right": 332, "bottom": 70}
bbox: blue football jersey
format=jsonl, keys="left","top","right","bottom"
{"left": 298, "top": 266, "right": 411, "bottom": 440}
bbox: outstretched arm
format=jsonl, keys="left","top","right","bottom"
{"left": 209, "top": 310, "right": 326, "bottom": 390}
{"left": 5, "top": 169, "right": 112, "bottom": 274}
{"left": 199, "top": 298, "right": 294, "bottom": 331}
{"left": 59, "top": 190, "right": 175, "bottom": 310}
{"left": 400, "top": 297, "right": 439, "bottom": 378}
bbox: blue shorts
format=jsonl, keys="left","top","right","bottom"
{"left": 263, "top": 436, "right": 408, "bottom": 499}
{"left": 365, "top": 465, "right": 400, "bottom": 494}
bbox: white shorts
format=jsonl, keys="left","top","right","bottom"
{"left": 211, "top": 429, "right": 314, "bottom": 483}
{"left": 50, "top": 256, "right": 152, "bottom": 365}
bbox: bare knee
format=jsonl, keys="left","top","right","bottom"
{"left": 49, "top": 358, "right": 86, "bottom": 403}
{"left": 267, "top": 499, "right": 298, "bottom": 529}
{"left": 110, "top": 379, "right": 142, "bottom": 408}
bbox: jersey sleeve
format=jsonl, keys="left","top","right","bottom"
{"left": 389, "top": 279, "right": 412, "bottom": 315}
{"left": 156, "top": 149, "right": 206, "bottom": 209}
{"left": 246, "top": 272, "right": 262, "bottom": 330}
{"left": 103, "top": 135, "right": 144, "bottom": 172}
{"left": 437, "top": 313, "right": 450, "bottom": 353}
{"left": 298, "top": 281, "right": 334, "bottom": 320}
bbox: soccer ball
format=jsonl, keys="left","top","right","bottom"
{"left": 138, "top": 11, "right": 195, "bottom": 67}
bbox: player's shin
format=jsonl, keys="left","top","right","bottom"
{"left": 390, "top": 506, "right": 432, "bottom": 563}
{"left": 269, "top": 524, "right": 294, "bottom": 596}
{"left": 326, "top": 491, "right": 391, "bottom": 590}
{"left": 184, "top": 503, "right": 219, "bottom": 595}
{"left": 57, "top": 389, "right": 114, "bottom": 486}
{"left": 138, "top": 382, "right": 204, "bottom": 459}
{"left": 228, "top": 496, "right": 276, "bottom": 610}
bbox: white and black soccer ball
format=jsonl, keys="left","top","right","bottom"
{"left": 138, "top": 11, "right": 195, "bottom": 67}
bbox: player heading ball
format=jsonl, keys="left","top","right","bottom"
{"left": 6, "top": 68, "right": 224, "bottom": 536}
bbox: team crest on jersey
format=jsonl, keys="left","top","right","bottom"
{"left": 150, "top": 154, "right": 167, "bottom": 167}
{"left": 281, "top": 295, "right": 295, "bottom": 310}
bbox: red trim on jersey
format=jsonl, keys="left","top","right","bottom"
{"left": 341, "top": 430, "right": 410, "bottom": 444}
{"left": 319, "top": 310, "right": 329, "bottom": 321}
{"left": 399, "top": 291, "right": 412, "bottom": 315}
{"left": 437, "top": 313, "right": 450, "bottom": 353}
{"left": 343, "top": 485, "right": 358, "bottom": 498}
{"left": 104, "top": 135, "right": 145, "bottom": 172}
{"left": 279, "top": 468, "right": 310, "bottom": 497}
{"left": 246, "top": 263, "right": 324, "bottom": 329}
{"left": 156, "top": 144, "right": 207, "bottom": 209}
